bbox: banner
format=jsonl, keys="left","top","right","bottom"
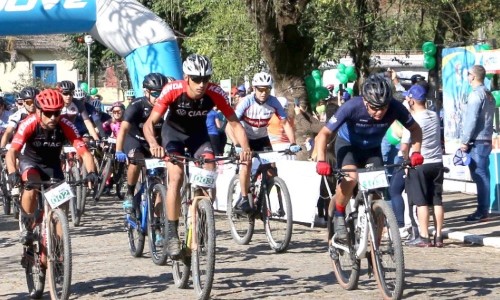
{"left": 478, "top": 49, "right": 500, "bottom": 74}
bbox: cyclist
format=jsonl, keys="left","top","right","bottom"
{"left": 143, "top": 54, "right": 252, "bottom": 256}
{"left": 1, "top": 87, "right": 38, "bottom": 148}
{"left": 58, "top": 81, "right": 100, "bottom": 141}
{"left": 115, "top": 73, "right": 171, "bottom": 212}
{"left": 103, "top": 102, "right": 125, "bottom": 138}
{"left": 315, "top": 74, "right": 424, "bottom": 243}
{"left": 125, "top": 89, "right": 135, "bottom": 105}
{"left": 5, "top": 89, "right": 97, "bottom": 244}
{"left": 88, "top": 98, "right": 111, "bottom": 138}
{"left": 227, "top": 71, "right": 300, "bottom": 213}
{"left": 0, "top": 96, "right": 11, "bottom": 129}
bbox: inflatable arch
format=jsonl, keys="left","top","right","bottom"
{"left": 0, "top": 0, "right": 183, "bottom": 97}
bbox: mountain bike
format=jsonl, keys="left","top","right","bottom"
{"left": 123, "top": 158, "right": 168, "bottom": 266}
{"left": 62, "top": 146, "right": 88, "bottom": 227}
{"left": 226, "top": 149, "right": 294, "bottom": 252}
{"left": 20, "top": 178, "right": 82, "bottom": 300}
{"left": 93, "top": 137, "right": 126, "bottom": 202}
{"left": 0, "top": 146, "right": 20, "bottom": 218}
{"left": 324, "top": 163, "right": 405, "bottom": 300}
{"left": 168, "top": 152, "right": 235, "bottom": 300}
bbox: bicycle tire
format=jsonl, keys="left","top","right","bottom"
{"left": 94, "top": 156, "right": 112, "bottom": 201}
{"left": 69, "top": 167, "right": 81, "bottom": 227}
{"left": 226, "top": 175, "right": 254, "bottom": 245}
{"left": 172, "top": 198, "right": 191, "bottom": 289}
{"left": 13, "top": 196, "right": 20, "bottom": 220}
{"left": 263, "top": 176, "right": 293, "bottom": 253}
{"left": 114, "top": 162, "right": 126, "bottom": 200}
{"left": 79, "top": 167, "right": 88, "bottom": 216}
{"left": 47, "top": 208, "right": 72, "bottom": 300}
{"left": 192, "top": 197, "right": 216, "bottom": 300}
{"left": 127, "top": 202, "right": 146, "bottom": 257}
{"left": 370, "top": 199, "right": 405, "bottom": 300}
{"left": 1, "top": 169, "right": 11, "bottom": 215}
{"left": 330, "top": 198, "right": 360, "bottom": 290}
{"left": 2, "top": 194, "right": 11, "bottom": 215}
{"left": 23, "top": 223, "right": 46, "bottom": 299}
{"left": 148, "top": 183, "right": 168, "bottom": 266}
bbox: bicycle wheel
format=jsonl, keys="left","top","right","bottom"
{"left": 69, "top": 167, "right": 81, "bottom": 227}
{"left": 114, "top": 162, "right": 126, "bottom": 200}
{"left": 263, "top": 176, "right": 293, "bottom": 253}
{"left": 47, "top": 208, "right": 72, "bottom": 300}
{"left": 192, "top": 197, "right": 216, "bottom": 300}
{"left": 370, "top": 199, "right": 405, "bottom": 300}
{"left": 127, "top": 197, "right": 146, "bottom": 257}
{"left": 172, "top": 200, "right": 191, "bottom": 289}
{"left": 226, "top": 175, "right": 254, "bottom": 245}
{"left": 22, "top": 223, "right": 46, "bottom": 299}
{"left": 94, "top": 156, "right": 112, "bottom": 201}
{"left": 329, "top": 199, "right": 360, "bottom": 290}
{"left": 79, "top": 167, "right": 88, "bottom": 216}
{"left": 148, "top": 183, "right": 168, "bottom": 265}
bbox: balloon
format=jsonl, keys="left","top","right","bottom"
{"left": 80, "top": 82, "right": 89, "bottom": 92}
{"left": 422, "top": 41, "right": 437, "bottom": 56}
{"left": 486, "top": 73, "right": 494, "bottom": 80}
{"left": 337, "top": 73, "right": 348, "bottom": 84}
{"left": 346, "top": 87, "right": 353, "bottom": 95}
{"left": 492, "top": 90, "right": 500, "bottom": 108}
{"left": 385, "top": 127, "right": 401, "bottom": 146}
{"left": 345, "top": 66, "right": 355, "bottom": 78}
{"left": 314, "top": 77, "right": 322, "bottom": 88}
{"left": 423, "top": 55, "right": 436, "bottom": 70}
{"left": 333, "top": 86, "right": 339, "bottom": 93}
{"left": 305, "top": 76, "right": 315, "bottom": 91}
{"left": 479, "top": 44, "right": 492, "bottom": 51}
{"left": 90, "top": 87, "right": 98, "bottom": 95}
{"left": 337, "top": 64, "right": 346, "bottom": 74}
{"left": 347, "top": 71, "right": 358, "bottom": 82}
{"left": 311, "top": 69, "right": 322, "bottom": 80}
{"left": 315, "top": 87, "right": 329, "bottom": 100}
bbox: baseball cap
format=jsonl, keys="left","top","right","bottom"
{"left": 453, "top": 149, "right": 471, "bottom": 166}
{"left": 403, "top": 84, "right": 427, "bottom": 101}
{"left": 410, "top": 74, "right": 425, "bottom": 84}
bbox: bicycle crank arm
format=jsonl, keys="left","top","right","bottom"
{"left": 331, "top": 237, "right": 350, "bottom": 253}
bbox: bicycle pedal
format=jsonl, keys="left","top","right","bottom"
{"left": 328, "top": 246, "right": 339, "bottom": 260}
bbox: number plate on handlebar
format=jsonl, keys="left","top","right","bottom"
{"left": 43, "top": 182, "right": 74, "bottom": 209}
{"left": 357, "top": 170, "right": 389, "bottom": 191}
{"left": 145, "top": 159, "right": 166, "bottom": 170}
{"left": 189, "top": 166, "right": 217, "bottom": 188}
{"left": 257, "top": 152, "right": 283, "bottom": 165}
{"left": 63, "top": 146, "right": 76, "bottom": 153}
{"left": 107, "top": 137, "right": 117, "bottom": 144}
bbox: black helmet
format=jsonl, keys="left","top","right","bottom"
{"left": 362, "top": 74, "right": 393, "bottom": 108}
{"left": 19, "top": 87, "right": 40, "bottom": 100}
{"left": 58, "top": 80, "right": 76, "bottom": 93}
{"left": 166, "top": 76, "right": 176, "bottom": 83}
{"left": 143, "top": 73, "right": 168, "bottom": 90}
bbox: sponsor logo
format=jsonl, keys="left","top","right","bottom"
{"left": 208, "top": 85, "right": 229, "bottom": 102}
{"left": 188, "top": 110, "right": 208, "bottom": 117}
{"left": 16, "top": 115, "right": 36, "bottom": 135}
{"left": 0, "top": 0, "right": 88, "bottom": 11}
{"left": 177, "top": 109, "right": 187, "bottom": 116}
{"left": 164, "top": 82, "right": 183, "bottom": 94}
{"left": 60, "top": 117, "right": 81, "bottom": 138}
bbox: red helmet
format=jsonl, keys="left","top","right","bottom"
{"left": 35, "top": 89, "right": 64, "bottom": 111}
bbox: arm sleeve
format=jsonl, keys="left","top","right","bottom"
{"left": 271, "top": 98, "right": 287, "bottom": 119}
{"left": 208, "top": 87, "right": 236, "bottom": 119}
{"left": 59, "top": 117, "right": 88, "bottom": 156}
{"left": 324, "top": 106, "right": 348, "bottom": 132}
{"left": 234, "top": 96, "right": 251, "bottom": 119}
{"left": 153, "top": 83, "right": 179, "bottom": 116}
{"left": 10, "top": 117, "right": 37, "bottom": 152}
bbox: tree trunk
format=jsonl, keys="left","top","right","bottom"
{"left": 246, "top": 0, "right": 314, "bottom": 160}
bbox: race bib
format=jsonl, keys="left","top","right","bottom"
{"left": 258, "top": 152, "right": 283, "bottom": 165}
{"left": 357, "top": 170, "right": 389, "bottom": 191}
{"left": 63, "top": 146, "right": 76, "bottom": 153}
{"left": 43, "top": 182, "right": 74, "bottom": 209}
{"left": 189, "top": 166, "right": 218, "bottom": 188}
{"left": 145, "top": 159, "right": 167, "bottom": 170}
{"left": 107, "top": 137, "right": 117, "bottom": 144}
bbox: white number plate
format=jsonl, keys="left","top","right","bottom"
{"left": 189, "top": 166, "right": 218, "bottom": 188}
{"left": 63, "top": 146, "right": 76, "bottom": 153}
{"left": 107, "top": 137, "right": 117, "bottom": 144}
{"left": 43, "top": 182, "right": 74, "bottom": 209}
{"left": 258, "top": 152, "right": 283, "bottom": 165}
{"left": 145, "top": 159, "right": 166, "bottom": 170}
{"left": 357, "top": 170, "right": 389, "bottom": 191}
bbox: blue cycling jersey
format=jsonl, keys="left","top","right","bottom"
{"left": 325, "top": 96, "right": 415, "bottom": 148}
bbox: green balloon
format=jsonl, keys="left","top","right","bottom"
{"left": 337, "top": 64, "right": 346, "bottom": 74}
{"left": 80, "top": 82, "right": 89, "bottom": 92}
{"left": 385, "top": 127, "right": 401, "bottom": 146}
{"left": 305, "top": 76, "right": 315, "bottom": 91}
{"left": 486, "top": 73, "right": 494, "bottom": 80}
{"left": 311, "top": 69, "right": 322, "bottom": 80}
{"left": 316, "top": 87, "right": 329, "bottom": 99}
{"left": 338, "top": 73, "right": 348, "bottom": 84}
{"left": 347, "top": 71, "right": 358, "bottom": 82}
{"left": 346, "top": 87, "right": 353, "bottom": 95}
{"left": 334, "top": 86, "right": 340, "bottom": 93}
{"left": 480, "top": 44, "right": 492, "bottom": 51}
{"left": 423, "top": 55, "right": 436, "bottom": 70}
{"left": 90, "top": 87, "right": 98, "bottom": 95}
{"left": 422, "top": 41, "right": 437, "bottom": 56}
{"left": 492, "top": 90, "right": 500, "bottom": 108}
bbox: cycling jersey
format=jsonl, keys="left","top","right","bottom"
{"left": 103, "top": 120, "right": 122, "bottom": 138}
{"left": 153, "top": 80, "right": 234, "bottom": 135}
{"left": 7, "top": 107, "right": 29, "bottom": 129}
{"left": 0, "top": 110, "right": 12, "bottom": 135}
{"left": 61, "top": 100, "right": 90, "bottom": 135}
{"left": 123, "top": 96, "right": 162, "bottom": 141}
{"left": 11, "top": 114, "right": 87, "bottom": 166}
{"left": 234, "top": 94, "right": 287, "bottom": 140}
{"left": 325, "top": 96, "right": 415, "bottom": 149}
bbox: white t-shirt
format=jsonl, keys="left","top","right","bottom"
{"left": 401, "top": 109, "right": 442, "bottom": 163}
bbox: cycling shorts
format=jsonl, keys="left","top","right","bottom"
{"left": 20, "top": 159, "right": 64, "bottom": 182}
{"left": 162, "top": 124, "right": 213, "bottom": 159}
{"left": 334, "top": 136, "right": 383, "bottom": 168}
{"left": 249, "top": 136, "right": 272, "bottom": 152}
{"left": 123, "top": 135, "right": 151, "bottom": 164}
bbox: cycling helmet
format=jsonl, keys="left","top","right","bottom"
{"left": 125, "top": 89, "right": 135, "bottom": 97}
{"left": 111, "top": 101, "right": 126, "bottom": 110}
{"left": 252, "top": 72, "right": 273, "bottom": 87}
{"left": 19, "top": 87, "right": 40, "bottom": 100}
{"left": 58, "top": 80, "right": 76, "bottom": 93}
{"left": 362, "top": 74, "right": 393, "bottom": 108}
{"left": 35, "top": 89, "right": 64, "bottom": 111}
{"left": 73, "top": 88, "right": 86, "bottom": 100}
{"left": 90, "top": 99, "right": 102, "bottom": 112}
{"left": 182, "top": 54, "right": 213, "bottom": 76}
{"left": 143, "top": 73, "right": 168, "bottom": 90}
{"left": 166, "top": 76, "right": 176, "bottom": 83}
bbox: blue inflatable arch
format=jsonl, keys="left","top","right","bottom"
{"left": 0, "top": 0, "right": 183, "bottom": 97}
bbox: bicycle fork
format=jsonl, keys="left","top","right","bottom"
{"left": 124, "top": 189, "right": 148, "bottom": 233}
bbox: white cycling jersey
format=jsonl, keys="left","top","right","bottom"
{"left": 7, "top": 107, "right": 29, "bottom": 129}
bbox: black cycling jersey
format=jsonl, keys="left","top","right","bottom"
{"left": 123, "top": 96, "right": 163, "bottom": 141}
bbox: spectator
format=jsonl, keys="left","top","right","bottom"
{"left": 460, "top": 65, "right": 495, "bottom": 223}
{"left": 402, "top": 84, "right": 445, "bottom": 247}
{"left": 206, "top": 107, "right": 226, "bottom": 156}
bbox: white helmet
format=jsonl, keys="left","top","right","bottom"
{"left": 125, "top": 89, "right": 135, "bottom": 97}
{"left": 252, "top": 72, "right": 273, "bottom": 87}
{"left": 73, "top": 88, "right": 86, "bottom": 100}
{"left": 182, "top": 54, "right": 213, "bottom": 76}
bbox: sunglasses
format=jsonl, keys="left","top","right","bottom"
{"left": 62, "top": 92, "right": 73, "bottom": 96}
{"left": 255, "top": 86, "right": 271, "bottom": 93}
{"left": 24, "top": 100, "right": 34, "bottom": 106}
{"left": 150, "top": 91, "right": 161, "bottom": 98}
{"left": 367, "top": 103, "right": 388, "bottom": 111}
{"left": 190, "top": 75, "right": 211, "bottom": 84}
{"left": 16, "top": 101, "right": 24, "bottom": 105}
{"left": 42, "top": 110, "right": 62, "bottom": 118}
{"left": 112, "top": 110, "right": 122, "bottom": 114}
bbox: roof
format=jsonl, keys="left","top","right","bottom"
{"left": 0, "top": 34, "right": 70, "bottom": 51}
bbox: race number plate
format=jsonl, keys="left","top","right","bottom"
{"left": 145, "top": 159, "right": 166, "bottom": 170}
{"left": 357, "top": 170, "right": 389, "bottom": 191}
{"left": 107, "top": 137, "right": 117, "bottom": 144}
{"left": 63, "top": 146, "right": 76, "bottom": 153}
{"left": 258, "top": 152, "right": 283, "bottom": 165}
{"left": 43, "top": 182, "right": 74, "bottom": 209}
{"left": 190, "top": 166, "right": 218, "bottom": 188}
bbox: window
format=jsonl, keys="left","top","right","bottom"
{"left": 33, "top": 64, "right": 57, "bottom": 86}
